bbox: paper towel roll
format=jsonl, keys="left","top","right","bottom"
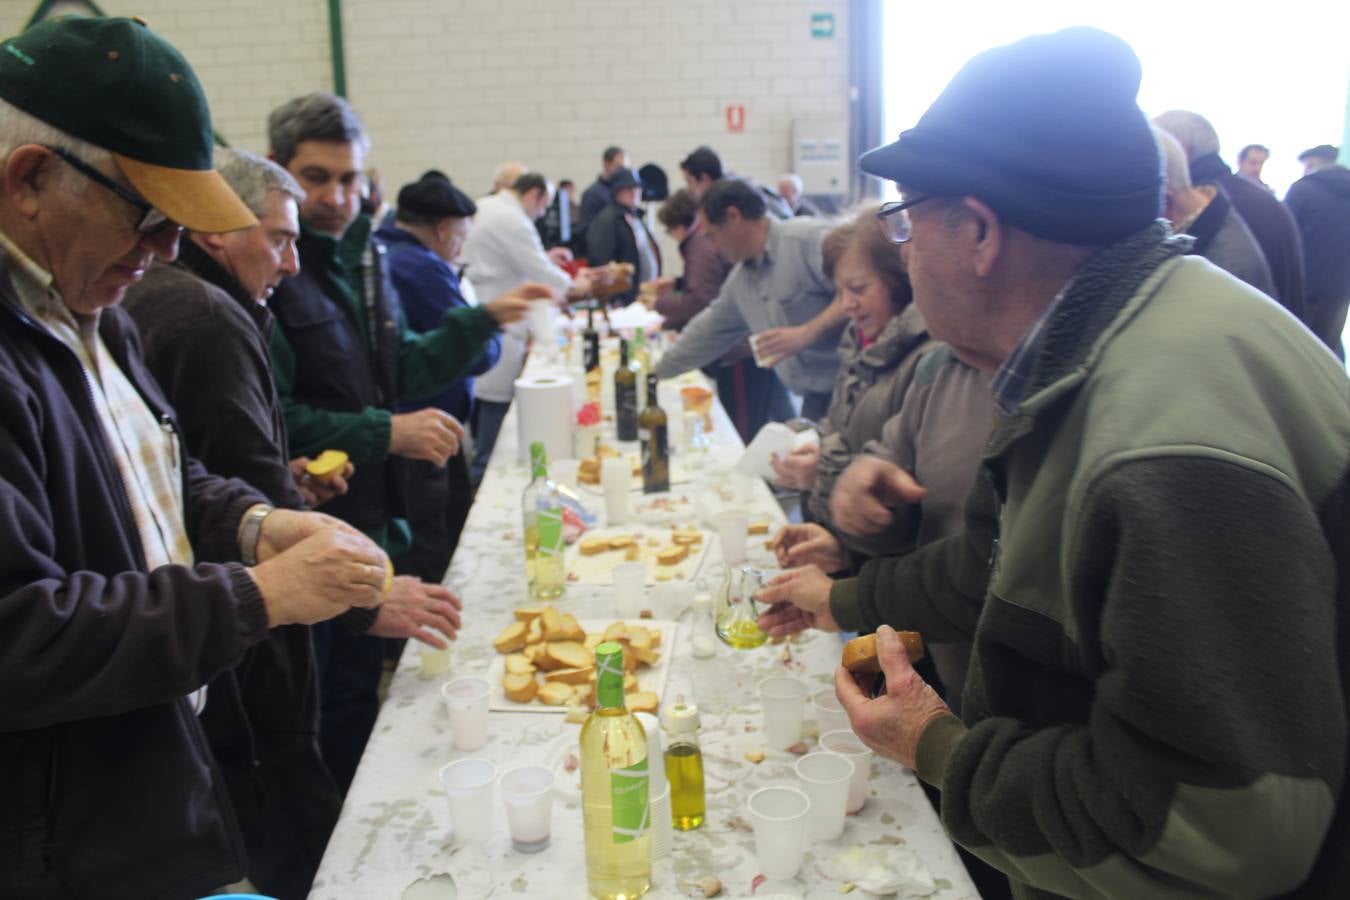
{"left": 514, "top": 374, "right": 575, "bottom": 464}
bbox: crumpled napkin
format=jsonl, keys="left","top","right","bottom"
{"left": 829, "top": 845, "right": 939, "bottom": 897}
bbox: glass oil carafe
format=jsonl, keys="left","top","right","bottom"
{"left": 715, "top": 565, "right": 768, "bottom": 649}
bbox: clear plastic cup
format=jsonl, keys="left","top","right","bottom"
{"left": 601, "top": 457, "right": 632, "bottom": 524}
{"left": 611, "top": 562, "right": 647, "bottom": 619}
{"left": 757, "top": 676, "right": 807, "bottom": 751}
{"left": 418, "top": 641, "right": 452, "bottom": 677}
{"left": 795, "top": 751, "right": 855, "bottom": 840}
{"left": 550, "top": 457, "right": 580, "bottom": 489}
{"left": 812, "top": 687, "right": 850, "bottom": 737}
{"left": 746, "top": 786, "right": 811, "bottom": 879}
{"left": 715, "top": 514, "right": 749, "bottom": 566}
{"left": 438, "top": 758, "right": 497, "bottom": 844}
{"left": 820, "top": 729, "right": 874, "bottom": 814}
{"left": 442, "top": 677, "right": 491, "bottom": 751}
{"left": 499, "top": 764, "right": 555, "bottom": 853}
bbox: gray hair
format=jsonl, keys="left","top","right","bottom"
{"left": 267, "top": 92, "right": 369, "bottom": 167}
{"left": 1151, "top": 126, "right": 1192, "bottom": 195}
{"left": 778, "top": 173, "right": 803, "bottom": 193}
{"left": 214, "top": 147, "right": 304, "bottom": 218}
{"left": 493, "top": 160, "right": 528, "bottom": 192}
{"left": 1151, "top": 110, "right": 1220, "bottom": 162}
{"left": 0, "top": 97, "right": 110, "bottom": 194}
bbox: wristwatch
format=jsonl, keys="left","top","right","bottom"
{"left": 237, "top": 503, "right": 274, "bottom": 566}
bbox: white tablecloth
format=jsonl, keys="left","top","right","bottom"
{"left": 309, "top": 363, "right": 979, "bottom": 900}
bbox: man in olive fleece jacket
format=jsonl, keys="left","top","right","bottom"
{"left": 759, "top": 27, "right": 1350, "bottom": 899}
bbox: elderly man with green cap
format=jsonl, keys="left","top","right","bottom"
{"left": 756, "top": 27, "right": 1350, "bottom": 900}
{"left": 0, "top": 16, "right": 393, "bottom": 897}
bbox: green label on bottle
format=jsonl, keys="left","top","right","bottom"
{"left": 538, "top": 508, "right": 563, "bottom": 557}
{"left": 611, "top": 755, "right": 649, "bottom": 843}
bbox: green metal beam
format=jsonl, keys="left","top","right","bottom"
{"left": 327, "top": 0, "right": 346, "bottom": 97}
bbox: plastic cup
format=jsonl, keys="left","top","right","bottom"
{"left": 499, "top": 764, "right": 555, "bottom": 853}
{"left": 795, "top": 751, "right": 855, "bottom": 840}
{"left": 653, "top": 581, "right": 693, "bottom": 620}
{"left": 716, "top": 514, "right": 748, "bottom": 565}
{"left": 601, "top": 457, "right": 632, "bottom": 524}
{"left": 812, "top": 688, "right": 851, "bottom": 737}
{"left": 442, "top": 677, "right": 490, "bottom": 751}
{"left": 731, "top": 471, "right": 756, "bottom": 505}
{"left": 418, "top": 641, "right": 452, "bottom": 677}
{"left": 551, "top": 458, "right": 580, "bottom": 489}
{"left": 438, "top": 758, "right": 497, "bottom": 844}
{"left": 611, "top": 562, "right": 647, "bottom": 619}
{"left": 748, "top": 332, "right": 774, "bottom": 368}
{"left": 746, "top": 786, "right": 811, "bottom": 879}
{"left": 757, "top": 676, "right": 807, "bottom": 751}
{"left": 821, "top": 729, "right": 874, "bottom": 814}
{"left": 528, "top": 300, "right": 556, "bottom": 354}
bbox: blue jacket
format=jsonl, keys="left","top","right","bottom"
{"left": 375, "top": 222, "right": 500, "bottom": 421}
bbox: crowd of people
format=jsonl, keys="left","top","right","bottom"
{"left": 0, "top": 13, "right": 1346, "bottom": 900}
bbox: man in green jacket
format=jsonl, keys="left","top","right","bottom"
{"left": 758, "top": 27, "right": 1350, "bottom": 899}
{"left": 265, "top": 92, "right": 550, "bottom": 790}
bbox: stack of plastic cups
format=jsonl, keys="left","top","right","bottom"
{"left": 635, "top": 711, "right": 673, "bottom": 859}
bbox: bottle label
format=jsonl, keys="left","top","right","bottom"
{"left": 538, "top": 508, "right": 563, "bottom": 557}
{"left": 610, "top": 755, "right": 649, "bottom": 843}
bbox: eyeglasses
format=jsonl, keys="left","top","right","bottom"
{"left": 876, "top": 195, "right": 940, "bottom": 244}
{"left": 44, "top": 145, "right": 180, "bottom": 235}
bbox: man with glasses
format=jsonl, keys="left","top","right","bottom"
{"left": 654, "top": 178, "right": 845, "bottom": 420}
{"left": 0, "top": 17, "right": 393, "bottom": 897}
{"left": 757, "top": 27, "right": 1349, "bottom": 899}
{"left": 121, "top": 147, "right": 357, "bottom": 898}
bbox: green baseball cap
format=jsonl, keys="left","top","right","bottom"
{"left": 0, "top": 15, "right": 255, "bottom": 233}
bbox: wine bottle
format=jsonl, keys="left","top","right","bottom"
{"left": 522, "top": 441, "right": 565, "bottom": 600}
{"left": 614, "top": 339, "right": 639, "bottom": 441}
{"left": 581, "top": 643, "right": 651, "bottom": 899}
{"left": 583, "top": 303, "right": 601, "bottom": 373}
{"left": 639, "top": 373, "right": 669, "bottom": 494}
{"left": 632, "top": 326, "right": 650, "bottom": 408}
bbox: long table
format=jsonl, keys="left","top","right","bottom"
{"left": 309, "top": 366, "right": 979, "bottom": 899}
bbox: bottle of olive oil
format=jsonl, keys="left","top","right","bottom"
{"left": 581, "top": 643, "right": 651, "bottom": 899}
{"left": 661, "top": 697, "right": 705, "bottom": 831}
{"left": 614, "top": 339, "right": 639, "bottom": 441}
{"left": 638, "top": 373, "right": 669, "bottom": 494}
{"left": 522, "top": 441, "right": 565, "bottom": 600}
{"left": 632, "top": 326, "right": 651, "bottom": 408}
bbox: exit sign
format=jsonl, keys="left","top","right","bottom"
{"left": 810, "top": 12, "right": 835, "bottom": 38}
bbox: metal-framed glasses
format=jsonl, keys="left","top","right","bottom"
{"left": 876, "top": 195, "right": 939, "bottom": 244}
{"left": 44, "top": 145, "right": 178, "bottom": 235}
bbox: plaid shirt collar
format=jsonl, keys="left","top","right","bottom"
{"left": 989, "top": 279, "right": 1073, "bottom": 416}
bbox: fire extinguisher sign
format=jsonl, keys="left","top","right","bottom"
{"left": 726, "top": 104, "right": 746, "bottom": 133}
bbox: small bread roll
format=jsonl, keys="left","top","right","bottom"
{"left": 545, "top": 665, "right": 594, "bottom": 685}
{"left": 627, "top": 691, "right": 659, "bottom": 713}
{"left": 579, "top": 536, "right": 610, "bottom": 556}
{"left": 504, "top": 654, "right": 535, "bottom": 675}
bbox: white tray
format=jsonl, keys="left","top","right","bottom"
{"left": 565, "top": 526, "right": 711, "bottom": 585}
{"left": 486, "top": 618, "right": 679, "bottom": 713}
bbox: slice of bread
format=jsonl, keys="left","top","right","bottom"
{"left": 841, "top": 631, "right": 925, "bottom": 674}
{"left": 492, "top": 621, "right": 528, "bottom": 654}
{"left": 503, "top": 672, "right": 538, "bottom": 703}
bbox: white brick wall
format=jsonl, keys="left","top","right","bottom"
{"left": 2, "top": 0, "right": 850, "bottom": 261}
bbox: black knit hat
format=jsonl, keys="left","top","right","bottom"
{"left": 860, "top": 27, "right": 1162, "bottom": 245}
{"left": 397, "top": 170, "right": 476, "bottom": 219}
{"left": 608, "top": 167, "right": 642, "bottom": 194}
